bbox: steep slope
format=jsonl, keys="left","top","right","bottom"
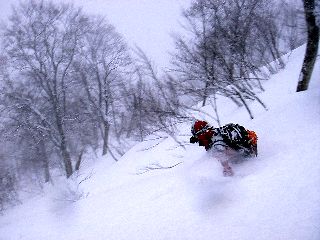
{"left": 0, "top": 45, "right": 319, "bottom": 240}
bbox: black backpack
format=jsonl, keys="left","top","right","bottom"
{"left": 214, "top": 123, "right": 251, "bottom": 151}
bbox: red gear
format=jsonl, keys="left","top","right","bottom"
{"left": 192, "top": 120, "right": 210, "bottom": 135}
{"left": 192, "top": 120, "right": 214, "bottom": 150}
{"left": 197, "top": 130, "right": 214, "bottom": 150}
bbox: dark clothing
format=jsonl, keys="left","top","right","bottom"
{"left": 211, "top": 124, "right": 253, "bottom": 153}
{"left": 190, "top": 120, "right": 258, "bottom": 176}
{"left": 191, "top": 123, "right": 257, "bottom": 156}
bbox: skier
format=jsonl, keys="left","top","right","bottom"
{"left": 190, "top": 120, "right": 258, "bottom": 176}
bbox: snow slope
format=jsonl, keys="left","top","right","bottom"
{"left": 0, "top": 45, "right": 319, "bottom": 240}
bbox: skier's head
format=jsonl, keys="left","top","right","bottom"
{"left": 190, "top": 120, "right": 212, "bottom": 145}
{"left": 191, "top": 120, "right": 210, "bottom": 135}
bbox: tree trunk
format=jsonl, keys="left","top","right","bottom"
{"left": 202, "top": 80, "right": 209, "bottom": 107}
{"left": 102, "top": 122, "right": 110, "bottom": 156}
{"left": 297, "top": 0, "right": 320, "bottom": 92}
{"left": 53, "top": 99, "right": 73, "bottom": 178}
{"left": 61, "top": 138, "right": 73, "bottom": 178}
{"left": 43, "top": 159, "right": 51, "bottom": 183}
{"left": 75, "top": 148, "right": 84, "bottom": 172}
{"left": 38, "top": 139, "right": 51, "bottom": 183}
{"left": 56, "top": 116, "right": 73, "bottom": 178}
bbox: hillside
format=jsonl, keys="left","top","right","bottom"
{"left": 0, "top": 45, "right": 319, "bottom": 240}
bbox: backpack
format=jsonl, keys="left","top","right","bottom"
{"left": 190, "top": 120, "right": 258, "bottom": 156}
{"left": 214, "top": 123, "right": 258, "bottom": 156}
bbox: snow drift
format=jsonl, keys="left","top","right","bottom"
{"left": 0, "top": 45, "right": 319, "bottom": 240}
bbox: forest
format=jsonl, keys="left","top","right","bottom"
{"left": 0, "top": 0, "right": 318, "bottom": 212}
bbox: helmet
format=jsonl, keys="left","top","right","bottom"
{"left": 191, "top": 120, "right": 211, "bottom": 136}
{"left": 190, "top": 120, "right": 214, "bottom": 150}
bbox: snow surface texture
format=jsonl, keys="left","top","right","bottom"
{"left": 0, "top": 46, "right": 319, "bottom": 240}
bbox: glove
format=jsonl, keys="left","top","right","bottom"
{"left": 190, "top": 136, "right": 198, "bottom": 143}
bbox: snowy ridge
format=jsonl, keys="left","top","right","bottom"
{"left": 0, "top": 45, "right": 319, "bottom": 240}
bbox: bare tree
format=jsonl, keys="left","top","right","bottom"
{"left": 316, "top": 1, "right": 320, "bottom": 26}
{"left": 296, "top": 0, "right": 319, "bottom": 92}
{"left": 0, "top": 58, "right": 20, "bottom": 211}
{"left": 279, "top": 1, "right": 306, "bottom": 51}
{"left": 0, "top": 167, "right": 19, "bottom": 212}
{"left": 74, "top": 17, "right": 132, "bottom": 156}
{"left": 2, "top": 0, "right": 91, "bottom": 178}
{"left": 0, "top": 56, "right": 49, "bottom": 187}
{"left": 123, "top": 48, "right": 188, "bottom": 142}
{"left": 172, "top": 0, "right": 273, "bottom": 119}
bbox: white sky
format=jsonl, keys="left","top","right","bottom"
{"left": 74, "top": 0, "right": 190, "bottom": 69}
{"left": 0, "top": 0, "right": 191, "bottom": 70}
